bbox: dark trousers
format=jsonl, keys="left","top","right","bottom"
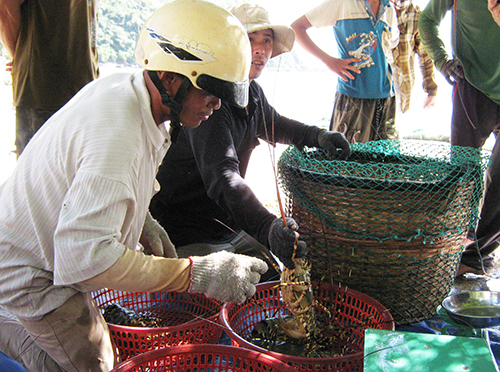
{"left": 330, "top": 93, "right": 397, "bottom": 143}
{"left": 451, "top": 79, "right": 500, "bottom": 267}
{"left": 15, "top": 107, "right": 55, "bottom": 157}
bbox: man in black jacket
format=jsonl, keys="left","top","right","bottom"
{"left": 149, "top": 3, "right": 350, "bottom": 281}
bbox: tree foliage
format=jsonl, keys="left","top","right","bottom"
{"left": 96, "top": 0, "right": 313, "bottom": 70}
{"left": 97, "top": 0, "right": 244, "bottom": 64}
{"left": 97, "top": 0, "right": 164, "bottom": 64}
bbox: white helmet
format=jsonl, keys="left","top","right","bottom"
{"left": 135, "top": 0, "right": 251, "bottom": 108}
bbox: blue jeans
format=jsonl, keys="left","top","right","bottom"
{"left": 0, "top": 350, "right": 28, "bottom": 372}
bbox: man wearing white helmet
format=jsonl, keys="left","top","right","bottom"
{"left": 149, "top": 3, "right": 351, "bottom": 280}
{"left": 0, "top": 1, "right": 266, "bottom": 371}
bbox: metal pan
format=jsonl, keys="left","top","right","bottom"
{"left": 442, "top": 291, "right": 500, "bottom": 328}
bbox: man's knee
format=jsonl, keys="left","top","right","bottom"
{"left": 0, "top": 311, "right": 63, "bottom": 372}
{"left": 19, "top": 293, "right": 115, "bottom": 372}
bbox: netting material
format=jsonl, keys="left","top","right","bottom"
{"left": 290, "top": 205, "right": 465, "bottom": 324}
{"left": 278, "top": 140, "right": 489, "bottom": 242}
{"left": 278, "top": 140, "right": 490, "bottom": 324}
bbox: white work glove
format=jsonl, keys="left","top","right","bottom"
{"left": 189, "top": 251, "right": 268, "bottom": 303}
{"left": 139, "top": 212, "right": 177, "bottom": 258}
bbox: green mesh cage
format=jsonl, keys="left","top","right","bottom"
{"left": 278, "top": 140, "right": 490, "bottom": 242}
{"left": 278, "top": 140, "right": 491, "bottom": 325}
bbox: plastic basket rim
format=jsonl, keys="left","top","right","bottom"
{"left": 92, "top": 289, "right": 221, "bottom": 333}
{"left": 110, "top": 344, "right": 297, "bottom": 372}
{"left": 220, "top": 280, "right": 395, "bottom": 363}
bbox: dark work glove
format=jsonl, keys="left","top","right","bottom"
{"left": 439, "top": 59, "right": 464, "bottom": 85}
{"left": 268, "top": 217, "right": 307, "bottom": 270}
{"left": 317, "top": 130, "right": 351, "bottom": 160}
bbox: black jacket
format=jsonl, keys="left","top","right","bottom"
{"left": 150, "top": 81, "right": 322, "bottom": 247}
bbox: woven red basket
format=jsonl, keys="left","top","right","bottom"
{"left": 92, "top": 289, "right": 222, "bottom": 361}
{"left": 111, "top": 344, "right": 296, "bottom": 372}
{"left": 221, "top": 281, "right": 394, "bottom": 372}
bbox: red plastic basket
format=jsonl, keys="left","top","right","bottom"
{"left": 93, "top": 289, "right": 223, "bottom": 361}
{"left": 111, "top": 344, "right": 297, "bottom": 372}
{"left": 221, "top": 281, "right": 395, "bottom": 372}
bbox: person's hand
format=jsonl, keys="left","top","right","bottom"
{"left": 268, "top": 217, "right": 307, "bottom": 270}
{"left": 488, "top": 0, "right": 500, "bottom": 27}
{"left": 423, "top": 95, "right": 436, "bottom": 109}
{"left": 439, "top": 59, "right": 464, "bottom": 85}
{"left": 317, "top": 130, "right": 351, "bottom": 159}
{"left": 139, "top": 212, "right": 177, "bottom": 258}
{"left": 5, "top": 61, "right": 12, "bottom": 73}
{"left": 323, "top": 55, "right": 361, "bottom": 82}
{"left": 189, "top": 251, "right": 268, "bottom": 303}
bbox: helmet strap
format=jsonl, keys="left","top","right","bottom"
{"left": 147, "top": 70, "right": 191, "bottom": 143}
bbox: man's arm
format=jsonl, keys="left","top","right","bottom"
{"left": 84, "top": 247, "right": 268, "bottom": 304}
{"left": 257, "top": 83, "right": 350, "bottom": 159}
{"left": 272, "top": 112, "right": 351, "bottom": 159}
{"left": 418, "top": 0, "right": 454, "bottom": 69}
{"left": 290, "top": 14, "right": 361, "bottom": 82}
{"left": 0, "top": 0, "right": 24, "bottom": 57}
{"left": 263, "top": 97, "right": 322, "bottom": 149}
{"left": 185, "top": 106, "right": 277, "bottom": 247}
{"left": 415, "top": 22, "right": 438, "bottom": 107}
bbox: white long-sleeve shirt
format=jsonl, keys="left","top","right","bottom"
{"left": 0, "top": 71, "right": 170, "bottom": 319}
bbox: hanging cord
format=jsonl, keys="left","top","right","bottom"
{"left": 258, "top": 58, "right": 288, "bottom": 226}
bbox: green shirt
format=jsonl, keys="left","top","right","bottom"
{"left": 419, "top": 0, "right": 500, "bottom": 105}
{"left": 12, "top": 0, "right": 99, "bottom": 110}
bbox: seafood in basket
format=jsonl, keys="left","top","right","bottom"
{"left": 103, "top": 303, "right": 168, "bottom": 328}
{"left": 221, "top": 280, "right": 395, "bottom": 372}
{"left": 244, "top": 255, "right": 391, "bottom": 359}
